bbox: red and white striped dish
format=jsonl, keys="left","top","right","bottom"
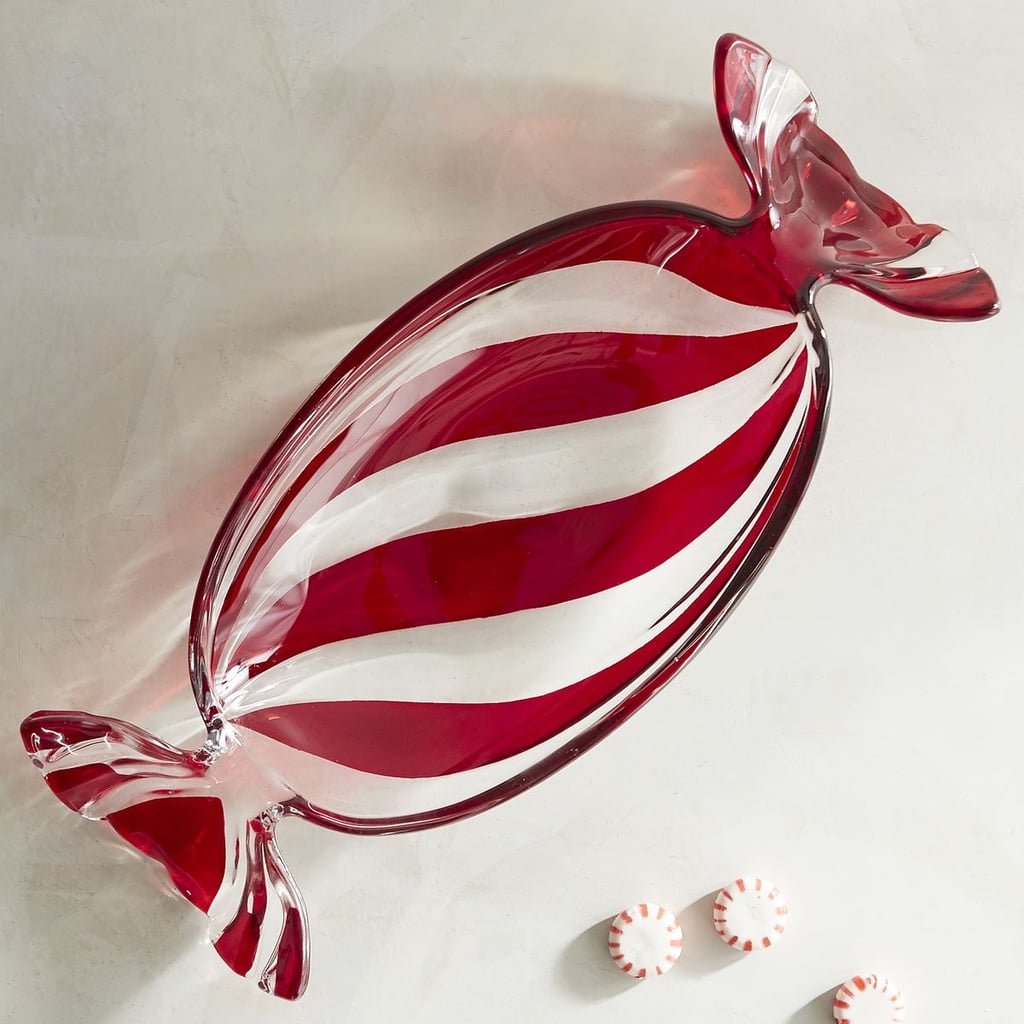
{"left": 713, "top": 877, "right": 789, "bottom": 951}
{"left": 216, "top": 263, "right": 818, "bottom": 820}
{"left": 833, "top": 974, "right": 906, "bottom": 1024}
{"left": 607, "top": 903, "right": 683, "bottom": 979}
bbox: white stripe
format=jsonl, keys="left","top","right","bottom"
{"left": 352, "top": 259, "right": 797, "bottom": 417}
{"left": 229, "top": 360, "right": 812, "bottom": 817}
{"left": 82, "top": 775, "right": 213, "bottom": 820}
{"left": 218, "top": 322, "right": 807, "bottom": 667}
{"left": 221, "top": 344, "right": 811, "bottom": 719}
{"left": 208, "top": 260, "right": 795, "bottom": 640}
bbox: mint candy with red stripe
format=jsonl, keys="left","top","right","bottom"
{"left": 20, "top": 33, "right": 997, "bottom": 1000}
{"left": 714, "top": 876, "right": 789, "bottom": 951}
{"left": 834, "top": 974, "right": 906, "bottom": 1023}
{"left": 608, "top": 903, "right": 684, "bottom": 978}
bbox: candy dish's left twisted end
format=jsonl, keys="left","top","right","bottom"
{"left": 20, "top": 709, "right": 311, "bottom": 1000}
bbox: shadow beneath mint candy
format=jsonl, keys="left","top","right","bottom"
{"left": 674, "top": 889, "right": 741, "bottom": 975}
{"left": 555, "top": 916, "right": 635, "bottom": 1002}
{"left": 786, "top": 986, "right": 836, "bottom": 1023}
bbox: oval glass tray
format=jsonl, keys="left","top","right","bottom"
{"left": 21, "top": 33, "right": 998, "bottom": 999}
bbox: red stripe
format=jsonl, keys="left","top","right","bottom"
{"left": 45, "top": 768, "right": 227, "bottom": 916}
{"left": 227, "top": 348, "right": 808, "bottom": 675}
{"left": 213, "top": 323, "right": 797, "bottom": 652}
{"left": 237, "top": 358, "right": 813, "bottom": 777}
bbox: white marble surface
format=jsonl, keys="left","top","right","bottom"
{"left": 2, "top": 2, "right": 1021, "bottom": 1021}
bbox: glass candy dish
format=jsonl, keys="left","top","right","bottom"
{"left": 20, "top": 33, "right": 998, "bottom": 999}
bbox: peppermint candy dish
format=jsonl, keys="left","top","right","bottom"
{"left": 20, "top": 33, "right": 998, "bottom": 1000}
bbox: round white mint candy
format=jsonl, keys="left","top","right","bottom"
{"left": 714, "top": 876, "right": 789, "bottom": 951}
{"left": 607, "top": 903, "right": 683, "bottom": 979}
{"left": 833, "top": 974, "right": 906, "bottom": 1024}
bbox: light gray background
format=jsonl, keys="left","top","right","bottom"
{"left": 2, "top": 2, "right": 1021, "bottom": 1021}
